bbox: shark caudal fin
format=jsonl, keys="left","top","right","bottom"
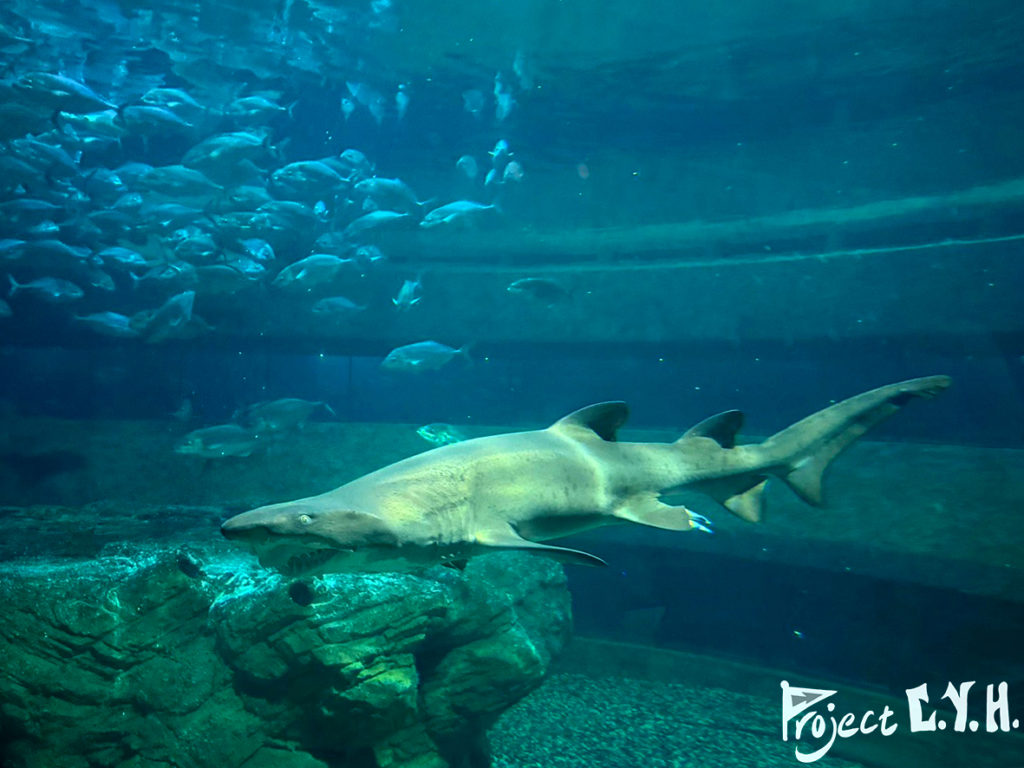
{"left": 763, "top": 375, "right": 951, "bottom": 507}
{"left": 678, "top": 376, "right": 950, "bottom": 522}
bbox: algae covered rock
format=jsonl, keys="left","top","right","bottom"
{"left": 0, "top": 545, "right": 571, "bottom": 768}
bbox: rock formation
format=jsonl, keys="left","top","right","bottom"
{"left": 0, "top": 542, "right": 571, "bottom": 768}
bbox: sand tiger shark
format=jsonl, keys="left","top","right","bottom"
{"left": 221, "top": 376, "right": 950, "bottom": 575}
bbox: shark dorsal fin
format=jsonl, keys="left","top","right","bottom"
{"left": 551, "top": 401, "right": 629, "bottom": 442}
{"left": 679, "top": 409, "right": 744, "bottom": 448}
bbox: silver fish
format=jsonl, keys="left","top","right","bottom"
{"left": 392, "top": 277, "right": 422, "bottom": 311}
{"left": 312, "top": 296, "right": 366, "bottom": 317}
{"left": 7, "top": 275, "right": 84, "bottom": 303}
{"left": 74, "top": 312, "right": 140, "bottom": 338}
{"left": 175, "top": 424, "right": 261, "bottom": 458}
{"left": 420, "top": 201, "right": 497, "bottom": 229}
{"left": 381, "top": 340, "right": 470, "bottom": 372}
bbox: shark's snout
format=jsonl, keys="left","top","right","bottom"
{"left": 220, "top": 507, "right": 279, "bottom": 542}
{"left": 220, "top": 514, "right": 253, "bottom": 540}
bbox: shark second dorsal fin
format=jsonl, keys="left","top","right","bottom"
{"left": 476, "top": 526, "right": 608, "bottom": 567}
{"left": 678, "top": 410, "right": 744, "bottom": 448}
{"left": 550, "top": 401, "right": 629, "bottom": 442}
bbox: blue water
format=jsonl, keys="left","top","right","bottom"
{"left": 1, "top": 0, "right": 1023, "bottom": 766}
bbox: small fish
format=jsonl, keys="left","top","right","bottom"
{"left": 354, "top": 245, "right": 387, "bottom": 266}
{"left": 195, "top": 263, "right": 260, "bottom": 295}
{"left": 341, "top": 97, "right": 356, "bottom": 121}
{"left": 503, "top": 160, "right": 525, "bottom": 183}
{"left": 171, "top": 396, "right": 194, "bottom": 423}
{"left": 137, "top": 165, "right": 222, "bottom": 198}
{"left": 354, "top": 177, "right": 426, "bottom": 213}
{"left": 456, "top": 155, "right": 478, "bottom": 179}
{"left": 269, "top": 160, "right": 346, "bottom": 202}
{"left": 117, "top": 105, "right": 194, "bottom": 135}
{"left": 272, "top": 254, "right": 354, "bottom": 291}
{"left": 462, "top": 89, "right": 485, "bottom": 118}
{"left": 513, "top": 50, "right": 535, "bottom": 91}
{"left": 343, "top": 210, "right": 412, "bottom": 240}
{"left": 141, "top": 87, "right": 205, "bottom": 118}
{"left": 507, "top": 277, "right": 571, "bottom": 306}
{"left": 0, "top": 299, "right": 12, "bottom": 318}
{"left": 74, "top": 312, "right": 140, "bottom": 338}
{"left": 8, "top": 275, "right": 84, "bottom": 303}
{"left": 14, "top": 72, "right": 115, "bottom": 113}
{"left": 312, "top": 296, "right": 366, "bottom": 318}
{"left": 234, "top": 398, "right": 336, "bottom": 432}
{"left": 381, "top": 340, "right": 470, "bottom": 372}
{"left": 347, "top": 81, "right": 387, "bottom": 125}
{"left": 84, "top": 268, "right": 116, "bottom": 292}
{"left": 392, "top": 277, "right": 422, "bottom": 311}
{"left": 134, "top": 290, "right": 196, "bottom": 343}
{"left": 495, "top": 91, "right": 516, "bottom": 122}
{"left": 490, "top": 139, "right": 511, "bottom": 169}
{"left": 240, "top": 238, "right": 275, "bottom": 262}
{"left": 0, "top": 240, "right": 26, "bottom": 261}
{"left": 333, "top": 148, "right": 374, "bottom": 179}
{"left": 420, "top": 201, "right": 497, "bottom": 229}
{"left": 416, "top": 423, "right": 467, "bottom": 446}
{"left": 175, "top": 424, "right": 261, "bottom": 458}
{"left": 96, "top": 246, "right": 148, "bottom": 272}
{"left": 395, "top": 87, "right": 409, "bottom": 121}
{"left": 226, "top": 95, "right": 292, "bottom": 124}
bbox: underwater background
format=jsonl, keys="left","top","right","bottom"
{"left": 1, "top": 0, "right": 1023, "bottom": 766}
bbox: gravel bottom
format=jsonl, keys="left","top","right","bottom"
{"left": 490, "top": 672, "right": 863, "bottom": 768}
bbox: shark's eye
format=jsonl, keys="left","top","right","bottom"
{"left": 299, "top": 514, "right": 312, "bottom": 526}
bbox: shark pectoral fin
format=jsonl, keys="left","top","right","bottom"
{"left": 475, "top": 527, "right": 608, "bottom": 567}
{"left": 550, "top": 401, "right": 629, "bottom": 442}
{"left": 722, "top": 479, "right": 768, "bottom": 523}
{"left": 614, "top": 493, "right": 706, "bottom": 532}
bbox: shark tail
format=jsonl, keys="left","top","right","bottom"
{"left": 682, "top": 376, "right": 950, "bottom": 522}
{"left": 763, "top": 375, "right": 951, "bottom": 508}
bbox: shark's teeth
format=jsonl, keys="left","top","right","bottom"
{"left": 284, "top": 547, "right": 336, "bottom": 575}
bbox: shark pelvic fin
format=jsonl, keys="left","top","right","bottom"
{"left": 614, "top": 493, "right": 698, "bottom": 531}
{"left": 475, "top": 526, "right": 608, "bottom": 566}
{"left": 551, "top": 401, "right": 629, "bottom": 442}
{"left": 678, "top": 409, "right": 745, "bottom": 448}
{"left": 722, "top": 479, "right": 768, "bottom": 522}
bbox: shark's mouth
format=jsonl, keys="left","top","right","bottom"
{"left": 243, "top": 534, "right": 354, "bottom": 577}
{"left": 279, "top": 546, "right": 341, "bottom": 576}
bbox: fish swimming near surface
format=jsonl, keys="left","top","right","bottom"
{"left": 221, "top": 376, "right": 951, "bottom": 576}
